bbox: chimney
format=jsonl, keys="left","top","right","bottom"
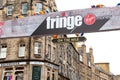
{"left": 89, "top": 47, "right": 94, "bottom": 64}
{"left": 81, "top": 44, "right": 87, "bottom": 65}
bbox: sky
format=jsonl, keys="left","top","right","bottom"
{"left": 55, "top": 0, "right": 120, "bottom": 75}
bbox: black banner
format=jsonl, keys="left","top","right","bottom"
{"left": 52, "top": 37, "right": 86, "bottom": 43}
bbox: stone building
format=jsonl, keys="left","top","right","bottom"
{"left": 0, "top": 0, "right": 58, "bottom": 80}
{"left": 0, "top": 0, "right": 114, "bottom": 80}
{"left": 77, "top": 44, "right": 114, "bottom": 80}
{"left": 113, "top": 75, "right": 120, "bottom": 80}
{"left": 0, "top": 0, "right": 57, "bottom": 21}
{"left": 95, "top": 64, "right": 113, "bottom": 80}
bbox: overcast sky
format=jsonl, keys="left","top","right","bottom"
{"left": 55, "top": 0, "right": 120, "bottom": 75}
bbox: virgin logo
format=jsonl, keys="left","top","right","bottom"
{"left": 84, "top": 14, "right": 96, "bottom": 25}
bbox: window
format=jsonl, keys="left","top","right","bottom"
{"left": 3, "top": 71, "right": 13, "bottom": 80}
{"left": 36, "top": 3, "right": 42, "bottom": 13}
{"left": 52, "top": 47, "right": 56, "bottom": 61}
{"left": 47, "top": 69, "right": 57, "bottom": 80}
{"left": 52, "top": 70, "right": 55, "bottom": 80}
{"left": 3, "top": 68, "right": 13, "bottom": 80}
{"left": 22, "top": 3, "right": 28, "bottom": 14}
{"left": 0, "top": 44, "right": 7, "bottom": 58}
{"left": 7, "top": 5, "right": 12, "bottom": 15}
{"left": 48, "top": 44, "right": 51, "bottom": 59}
{"left": 34, "top": 42, "right": 42, "bottom": 54}
{"left": 47, "top": 69, "right": 50, "bottom": 80}
{"left": 88, "top": 61, "right": 91, "bottom": 66}
{"left": 15, "top": 67, "right": 24, "bottom": 80}
{"left": 15, "top": 71, "right": 24, "bottom": 80}
{"left": 48, "top": 44, "right": 51, "bottom": 53}
{"left": 18, "top": 42, "right": 25, "bottom": 57}
{"left": 79, "top": 55, "right": 83, "bottom": 61}
{"left": 3, "top": 67, "right": 24, "bottom": 80}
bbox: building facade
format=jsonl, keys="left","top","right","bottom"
{"left": 0, "top": 0, "right": 114, "bottom": 80}
{"left": 113, "top": 75, "right": 120, "bottom": 80}
{"left": 0, "top": 0, "right": 57, "bottom": 21}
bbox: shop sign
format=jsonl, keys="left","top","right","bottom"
{"left": 30, "top": 61, "right": 44, "bottom": 65}
{"left": 46, "top": 63, "right": 59, "bottom": 69}
{"left": 0, "top": 62, "right": 26, "bottom": 67}
{"left": 52, "top": 36, "right": 86, "bottom": 43}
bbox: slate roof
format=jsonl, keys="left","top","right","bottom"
{"left": 95, "top": 65, "right": 106, "bottom": 73}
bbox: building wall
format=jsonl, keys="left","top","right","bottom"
{"left": 113, "top": 75, "right": 120, "bottom": 80}
{"left": 0, "top": 36, "right": 113, "bottom": 80}
{"left": 0, "top": 0, "right": 59, "bottom": 80}
{"left": 0, "top": 0, "right": 57, "bottom": 21}
{"left": 95, "top": 63, "right": 110, "bottom": 74}
{"left": 0, "top": 0, "right": 114, "bottom": 80}
{"left": 95, "top": 68, "right": 110, "bottom": 80}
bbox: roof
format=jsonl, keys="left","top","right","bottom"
{"left": 95, "top": 65, "right": 106, "bottom": 73}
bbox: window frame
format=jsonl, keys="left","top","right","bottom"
{"left": 79, "top": 55, "right": 83, "bottom": 62}
{"left": 7, "top": 5, "right": 12, "bottom": 16}
{"left": 36, "top": 3, "right": 43, "bottom": 14}
{"left": 18, "top": 42, "right": 26, "bottom": 57}
{"left": 34, "top": 42, "right": 42, "bottom": 55}
{"left": 22, "top": 3, "right": 28, "bottom": 14}
{"left": 88, "top": 61, "right": 91, "bottom": 66}
{"left": 3, "top": 66, "right": 24, "bottom": 80}
{"left": 0, "top": 44, "right": 7, "bottom": 59}
{"left": 48, "top": 44, "right": 51, "bottom": 59}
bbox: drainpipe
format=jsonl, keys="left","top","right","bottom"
{"left": 28, "top": 36, "right": 31, "bottom": 80}
{"left": 28, "top": 37, "right": 31, "bottom": 61}
{"left": 30, "top": 0, "right": 33, "bottom": 16}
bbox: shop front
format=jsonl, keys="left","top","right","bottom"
{"left": 30, "top": 61, "right": 59, "bottom": 80}
{"left": 0, "top": 61, "right": 27, "bottom": 80}
{"left": 0, "top": 61, "right": 59, "bottom": 80}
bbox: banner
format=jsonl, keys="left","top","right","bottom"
{"left": 52, "top": 37, "right": 86, "bottom": 43}
{"left": 0, "top": 7, "right": 120, "bottom": 38}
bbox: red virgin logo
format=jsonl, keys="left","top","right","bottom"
{"left": 84, "top": 14, "right": 96, "bottom": 25}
